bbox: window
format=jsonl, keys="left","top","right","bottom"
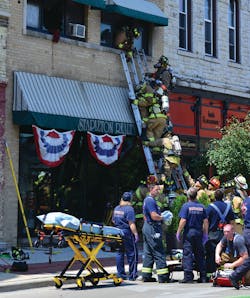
{"left": 26, "top": 0, "right": 86, "bottom": 40}
{"left": 204, "top": 0, "right": 216, "bottom": 56}
{"left": 228, "top": 0, "right": 239, "bottom": 62}
{"left": 179, "top": 0, "right": 191, "bottom": 51}
{"left": 100, "top": 12, "right": 150, "bottom": 54}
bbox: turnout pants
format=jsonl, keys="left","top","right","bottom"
{"left": 141, "top": 221, "right": 169, "bottom": 282}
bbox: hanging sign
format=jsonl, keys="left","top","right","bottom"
{"left": 87, "top": 131, "right": 125, "bottom": 166}
{"left": 32, "top": 125, "right": 75, "bottom": 167}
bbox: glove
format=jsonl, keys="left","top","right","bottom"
{"left": 202, "top": 233, "right": 208, "bottom": 245}
{"left": 161, "top": 210, "right": 173, "bottom": 226}
{"left": 134, "top": 233, "right": 139, "bottom": 243}
{"left": 176, "top": 232, "right": 181, "bottom": 242}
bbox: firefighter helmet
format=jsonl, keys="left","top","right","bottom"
{"left": 197, "top": 174, "right": 209, "bottom": 188}
{"left": 234, "top": 174, "right": 248, "bottom": 190}
{"left": 159, "top": 55, "right": 169, "bottom": 66}
{"left": 147, "top": 175, "right": 158, "bottom": 185}
{"left": 209, "top": 177, "right": 221, "bottom": 189}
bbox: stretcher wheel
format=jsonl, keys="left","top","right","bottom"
{"left": 53, "top": 277, "right": 63, "bottom": 289}
{"left": 113, "top": 277, "right": 123, "bottom": 286}
{"left": 76, "top": 278, "right": 85, "bottom": 289}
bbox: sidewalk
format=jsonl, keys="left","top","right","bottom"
{"left": 0, "top": 244, "right": 184, "bottom": 292}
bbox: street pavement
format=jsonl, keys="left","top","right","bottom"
{"left": 1, "top": 242, "right": 249, "bottom": 296}
{"left": 0, "top": 241, "right": 186, "bottom": 292}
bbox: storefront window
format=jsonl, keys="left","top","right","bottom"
{"left": 18, "top": 127, "right": 147, "bottom": 237}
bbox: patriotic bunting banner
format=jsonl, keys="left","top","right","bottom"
{"left": 87, "top": 132, "right": 125, "bottom": 166}
{"left": 32, "top": 125, "right": 75, "bottom": 167}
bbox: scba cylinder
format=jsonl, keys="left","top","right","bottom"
{"left": 161, "top": 95, "right": 169, "bottom": 112}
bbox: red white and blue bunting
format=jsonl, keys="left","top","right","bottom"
{"left": 87, "top": 132, "right": 125, "bottom": 166}
{"left": 32, "top": 125, "right": 75, "bottom": 167}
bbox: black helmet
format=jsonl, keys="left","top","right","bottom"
{"left": 159, "top": 55, "right": 169, "bottom": 66}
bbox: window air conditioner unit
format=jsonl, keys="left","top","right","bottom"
{"left": 69, "top": 23, "right": 86, "bottom": 38}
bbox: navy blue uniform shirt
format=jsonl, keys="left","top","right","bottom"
{"left": 143, "top": 195, "right": 161, "bottom": 224}
{"left": 179, "top": 201, "right": 207, "bottom": 234}
{"left": 113, "top": 205, "right": 135, "bottom": 231}
{"left": 206, "top": 201, "right": 235, "bottom": 232}
{"left": 243, "top": 196, "right": 250, "bottom": 228}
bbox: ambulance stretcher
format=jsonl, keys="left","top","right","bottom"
{"left": 37, "top": 212, "right": 124, "bottom": 289}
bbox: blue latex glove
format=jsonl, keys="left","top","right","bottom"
{"left": 176, "top": 232, "right": 181, "bottom": 242}
{"left": 202, "top": 233, "right": 208, "bottom": 245}
{"left": 134, "top": 233, "right": 139, "bottom": 243}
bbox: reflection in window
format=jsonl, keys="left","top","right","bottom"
{"left": 179, "top": 0, "right": 191, "bottom": 51}
{"left": 205, "top": 0, "right": 216, "bottom": 57}
{"left": 26, "top": 0, "right": 85, "bottom": 41}
{"left": 228, "top": 0, "right": 239, "bottom": 62}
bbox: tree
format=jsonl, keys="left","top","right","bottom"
{"left": 206, "top": 113, "right": 250, "bottom": 181}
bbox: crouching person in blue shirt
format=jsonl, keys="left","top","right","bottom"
{"left": 112, "top": 192, "right": 139, "bottom": 281}
{"left": 176, "top": 187, "right": 208, "bottom": 283}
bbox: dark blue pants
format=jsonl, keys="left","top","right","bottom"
{"left": 116, "top": 230, "right": 138, "bottom": 280}
{"left": 183, "top": 231, "right": 206, "bottom": 281}
{"left": 231, "top": 228, "right": 250, "bottom": 281}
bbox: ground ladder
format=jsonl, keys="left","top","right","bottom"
{"left": 120, "top": 51, "right": 156, "bottom": 175}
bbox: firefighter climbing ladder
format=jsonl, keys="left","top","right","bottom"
{"left": 120, "top": 50, "right": 188, "bottom": 190}
{"left": 120, "top": 51, "right": 156, "bottom": 175}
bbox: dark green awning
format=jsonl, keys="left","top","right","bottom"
{"left": 105, "top": 0, "right": 168, "bottom": 26}
{"left": 73, "top": 0, "right": 106, "bottom": 9}
{"left": 13, "top": 72, "right": 137, "bottom": 136}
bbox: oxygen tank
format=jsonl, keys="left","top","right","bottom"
{"left": 161, "top": 95, "right": 169, "bottom": 112}
{"left": 172, "top": 135, "right": 182, "bottom": 156}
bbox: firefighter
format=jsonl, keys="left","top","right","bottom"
{"left": 176, "top": 187, "right": 208, "bottom": 283}
{"left": 205, "top": 188, "right": 235, "bottom": 278}
{"left": 229, "top": 194, "right": 250, "bottom": 289}
{"left": 215, "top": 224, "right": 249, "bottom": 289}
{"left": 114, "top": 26, "right": 140, "bottom": 61}
{"left": 206, "top": 176, "right": 221, "bottom": 202}
{"left": 144, "top": 134, "right": 180, "bottom": 178}
{"left": 231, "top": 174, "right": 248, "bottom": 234}
{"left": 194, "top": 174, "right": 209, "bottom": 201}
{"left": 153, "top": 55, "right": 175, "bottom": 91}
{"left": 112, "top": 192, "right": 139, "bottom": 280}
{"left": 141, "top": 182, "right": 170, "bottom": 283}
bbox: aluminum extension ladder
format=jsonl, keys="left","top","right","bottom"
{"left": 171, "top": 165, "right": 188, "bottom": 190}
{"left": 133, "top": 48, "right": 149, "bottom": 83}
{"left": 120, "top": 51, "right": 156, "bottom": 175}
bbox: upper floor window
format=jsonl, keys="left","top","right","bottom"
{"left": 228, "top": 0, "right": 239, "bottom": 62}
{"left": 100, "top": 12, "right": 150, "bottom": 54}
{"left": 204, "top": 0, "right": 216, "bottom": 57}
{"left": 179, "top": 0, "right": 191, "bottom": 51}
{"left": 26, "top": 0, "right": 86, "bottom": 41}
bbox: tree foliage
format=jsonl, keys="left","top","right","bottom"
{"left": 206, "top": 114, "right": 250, "bottom": 181}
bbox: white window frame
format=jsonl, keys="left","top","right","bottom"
{"left": 179, "top": 0, "right": 188, "bottom": 50}
{"left": 228, "top": 0, "right": 237, "bottom": 61}
{"left": 204, "top": 0, "right": 213, "bottom": 56}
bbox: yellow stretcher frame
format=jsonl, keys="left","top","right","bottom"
{"left": 43, "top": 224, "right": 123, "bottom": 289}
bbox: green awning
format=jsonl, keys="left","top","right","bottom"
{"left": 105, "top": 0, "right": 168, "bottom": 26}
{"left": 73, "top": 0, "right": 106, "bottom": 9}
{"left": 13, "top": 72, "right": 137, "bottom": 136}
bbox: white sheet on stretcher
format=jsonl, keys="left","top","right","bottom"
{"left": 37, "top": 212, "right": 124, "bottom": 237}
{"left": 37, "top": 212, "right": 80, "bottom": 230}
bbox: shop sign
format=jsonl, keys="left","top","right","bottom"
{"left": 78, "top": 118, "right": 136, "bottom": 136}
